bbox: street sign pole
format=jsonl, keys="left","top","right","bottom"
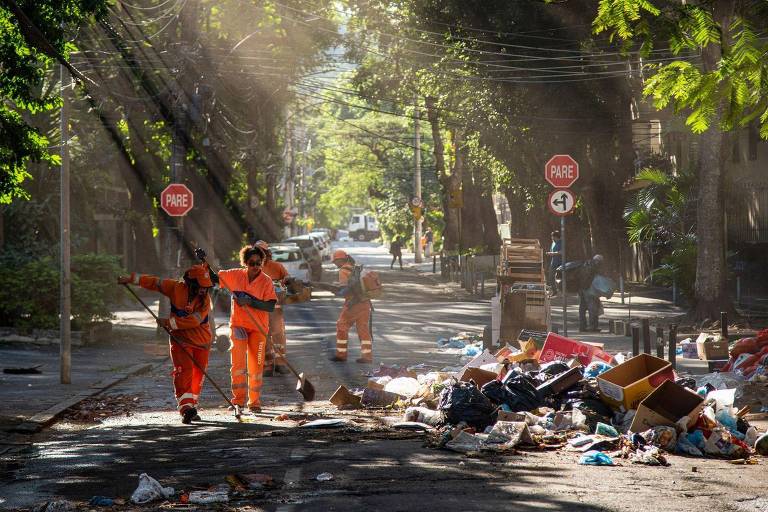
{"left": 561, "top": 216, "right": 567, "bottom": 337}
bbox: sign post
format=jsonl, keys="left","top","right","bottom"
{"left": 545, "top": 155, "right": 579, "bottom": 336}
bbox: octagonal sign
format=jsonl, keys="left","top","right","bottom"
{"left": 160, "top": 183, "right": 194, "bottom": 216}
{"left": 545, "top": 154, "right": 579, "bottom": 189}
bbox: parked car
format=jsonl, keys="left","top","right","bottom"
{"left": 269, "top": 244, "right": 310, "bottom": 282}
{"left": 335, "top": 229, "right": 350, "bottom": 242}
{"left": 310, "top": 231, "right": 332, "bottom": 260}
{"left": 306, "top": 232, "right": 330, "bottom": 260}
{"left": 282, "top": 236, "right": 323, "bottom": 281}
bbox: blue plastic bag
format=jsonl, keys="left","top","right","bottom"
{"left": 579, "top": 450, "right": 615, "bottom": 466}
{"left": 585, "top": 362, "right": 613, "bottom": 378}
{"left": 676, "top": 433, "right": 704, "bottom": 457}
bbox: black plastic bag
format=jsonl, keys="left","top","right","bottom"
{"left": 481, "top": 375, "right": 542, "bottom": 412}
{"left": 438, "top": 381, "right": 497, "bottom": 430}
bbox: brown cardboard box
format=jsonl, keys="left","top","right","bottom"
{"left": 629, "top": 380, "right": 704, "bottom": 432}
{"left": 695, "top": 333, "right": 730, "bottom": 361}
{"left": 329, "top": 385, "right": 362, "bottom": 409}
{"left": 458, "top": 367, "right": 499, "bottom": 388}
{"left": 597, "top": 354, "right": 675, "bottom": 411}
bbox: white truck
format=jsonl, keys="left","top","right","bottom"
{"left": 347, "top": 213, "right": 380, "bottom": 241}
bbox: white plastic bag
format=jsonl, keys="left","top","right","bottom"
{"left": 130, "top": 473, "right": 174, "bottom": 504}
{"left": 403, "top": 406, "right": 443, "bottom": 426}
{"left": 384, "top": 377, "right": 421, "bottom": 397}
{"left": 189, "top": 490, "right": 228, "bottom": 504}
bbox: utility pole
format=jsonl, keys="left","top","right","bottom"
{"left": 60, "top": 64, "right": 71, "bottom": 384}
{"left": 414, "top": 95, "right": 423, "bottom": 263}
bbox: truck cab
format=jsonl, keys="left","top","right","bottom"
{"left": 347, "top": 213, "right": 379, "bottom": 241}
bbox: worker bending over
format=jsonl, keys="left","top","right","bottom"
{"left": 117, "top": 265, "right": 213, "bottom": 424}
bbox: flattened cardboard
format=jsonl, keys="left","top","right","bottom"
{"left": 458, "top": 367, "right": 499, "bottom": 388}
{"left": 539, "top": 333, "right": 614, "bottom": 366}
{"left": 597, "top": 353, "right": 675, "bottom": 411}
{"left": 629, "top": 380, "right": 704, "bottom": 432}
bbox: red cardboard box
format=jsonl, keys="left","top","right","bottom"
{"left": 538, "top": 333, "right": 614, "bottom": 367}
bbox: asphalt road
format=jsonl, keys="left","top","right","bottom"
{"left": 1, "top": 242, "right": 767, "bottom": 511}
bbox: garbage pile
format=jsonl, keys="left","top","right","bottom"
{"left": 436, "top": 331, "right": 484, "bottom": 356}
{"left": 329, "top": 331, "right": 768, "bottom": 465}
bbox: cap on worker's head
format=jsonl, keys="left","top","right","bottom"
{"left": 184, "top": 264, "right": 213, "bottom": 288}
{"left": 254, "top": 240, "right": 272, "bottom": 259}
{"left": 593, "top": 254, "right": 604, "bottom": 263}
{"left": 332, "top": 249, "right": 349, "bottom": 262}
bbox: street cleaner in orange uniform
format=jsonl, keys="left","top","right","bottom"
{"left": 253, "top": 240, "right": 291, "bottom": 376}
{"left": 330, "top": 249, "right": 373, "bottom": 364}
{"left": 117, "top": 265, "right": 213, "bottom": 424}
{"left": 205, "top": 244, "right": 277, "bottom": 413}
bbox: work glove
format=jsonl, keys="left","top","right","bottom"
{"left": 194, "top": 247, "right": 207, "bottom": 262}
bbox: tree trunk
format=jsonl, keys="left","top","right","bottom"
{"left": 425, "top": 96, "right": 459, "bottom": 253}
{"left": 694, "top": 0, "right": 736, "bottom": 320}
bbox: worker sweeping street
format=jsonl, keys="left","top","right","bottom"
{"left": 202, "top": 244, "right": 277, "bottom": 413}
{"left": 253, "top": 240, "right": 290, "bottom": 376}
{"left": 330, "top": 249, "right": 373, "bottom": 364}
{"left": 117, "top": 265, "right": 213, "bottom": 424}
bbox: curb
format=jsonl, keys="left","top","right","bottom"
{"left": 12, "top": 360, "right": 162, "bottom": 434}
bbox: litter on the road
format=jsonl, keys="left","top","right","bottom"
{"left": 299, "top": 418, "right": 353, "bottom": 428}
{"left": 130, "top": 473, "right": 175, "bottom": 504}
{"left": 324, "top": 328, "right": 768, "bottom": 467}
{"left": 188, "top": 489, "right": 229, "bottom": 504}
{"left": 315, "top": 472, "right": 334, "bottom": 481}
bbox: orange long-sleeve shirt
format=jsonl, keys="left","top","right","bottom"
{"left": 217, "top": 268, "right": 277, "bottom": 333}
{"left": 129, "top": 272, "right": 212, "bottom": 347}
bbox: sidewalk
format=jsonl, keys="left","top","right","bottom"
{"left": 0, "top": 341, "right": 162, "bottom": 433}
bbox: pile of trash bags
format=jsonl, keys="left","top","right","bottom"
{"left": 341, "top": 331, "right": 768, "bottom": 465}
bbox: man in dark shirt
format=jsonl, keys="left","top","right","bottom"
{"left": 546, "top": 231, "right": 562, "bottom": 296}
{"left": 390, "top": 236, "right": 403, "bottom": 270}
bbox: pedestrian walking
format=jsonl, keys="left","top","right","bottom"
{"left": 424, "top": 227, "right": 433, "bottom": 258}
{"left": 546, "top": 231, "right": 562, "bottom": 296}
{"left": 330, "top": 249, "right": 373, "bottom": 363}
{"left": 389, "top": 236, "right": 403, "bottom": 270}
{"left": 575, "top": 254, "right": 604, "bottom": 332}
{"left": 208, "top": 244, "right": 277, "bottom": 413}
{"left": 117, "top": 265, "right": 213, "bottom": 424}
{"left": 253, "top": 240, "right": 290, "bottom": 377}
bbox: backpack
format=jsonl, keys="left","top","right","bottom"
{"left": 349, "top": 264, "right": 383, "bottom": 300}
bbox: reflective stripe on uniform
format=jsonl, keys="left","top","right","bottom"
{"left": 232, "top": 327, "right": 248, "bottom": 340}
{"left": 169, "top": 317, "right": 178, "bottom": 330}
{"left": 232, "top": 382, "right": 248, "bottom": 389}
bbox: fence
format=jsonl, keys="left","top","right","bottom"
{"left": 440, "top": 254, "right": 499, "bottom": 298}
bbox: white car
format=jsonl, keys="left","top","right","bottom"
{"left": 335, "top": 229, "right": 350, "bottom": 242}
{"left": 269, "top": 244, "right": 310, "bottom": 282}
{"left": 310, "top": 231, "right": 332, "bottom": 259}
{"left": 307, "top": 232, "right": 331, "bottom": 260}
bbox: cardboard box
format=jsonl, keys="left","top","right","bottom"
{"left": 597, "top": 354, "right": 675, "bottom": 411}
{"left": 629, "top": 380, "right": 704, "bottom": 432}
{"left": 536, "top": 367, "right": 582, "bottom": 396}
{"left": 539, "top": 333, "right": 614, "bottom": 367}
{"left": 695, "top": 333, "right": 730, "bottom": 360}
{"left": 458, "top": 367, "right": 499, "bottom": 388}
{"left": 329, "top": 385, "right": 362, "bottom": 409}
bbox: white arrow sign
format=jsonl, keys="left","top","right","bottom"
{"left": 547, "top": 189, "right": 576, "bottom": 216}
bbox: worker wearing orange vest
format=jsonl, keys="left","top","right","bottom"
{"left": 117, "top": 265, "right": 213, "bottom": 424}
{"left": 253, "top": 240, "right": 290, "bottom": 375}
{"left": 330, "top": 249, "right": 373, "bottom": 363}
{"left": 208, "top": 244, "right": 277, "bottom": 413}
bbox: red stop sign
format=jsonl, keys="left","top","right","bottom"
{"left": 160, "top": 184, "right": 194, "bottom": 216}
{"left": 545, "top": 155, "right": 580, "bottom": 188}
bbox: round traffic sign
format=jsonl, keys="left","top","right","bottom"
{"left": 545, "top": 154, "right": 580, "bottom": 188}
{"left": 160, "top": 184, "right": 194, "bottom": 217}
{"left": 547, "top": 189, "right": 576, "bottom": 216}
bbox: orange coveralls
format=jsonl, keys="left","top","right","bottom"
{"left": 130, "top": 272, "right": 211, "bottom": 415}
{"left": 217, "top": 269, "right": 277, "bottom": 408}
{"left": 335, "top": 264, "right": 373, "bottom": 362}
{"left": 263, "top": 260, "right": 289, "bottom": 371}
